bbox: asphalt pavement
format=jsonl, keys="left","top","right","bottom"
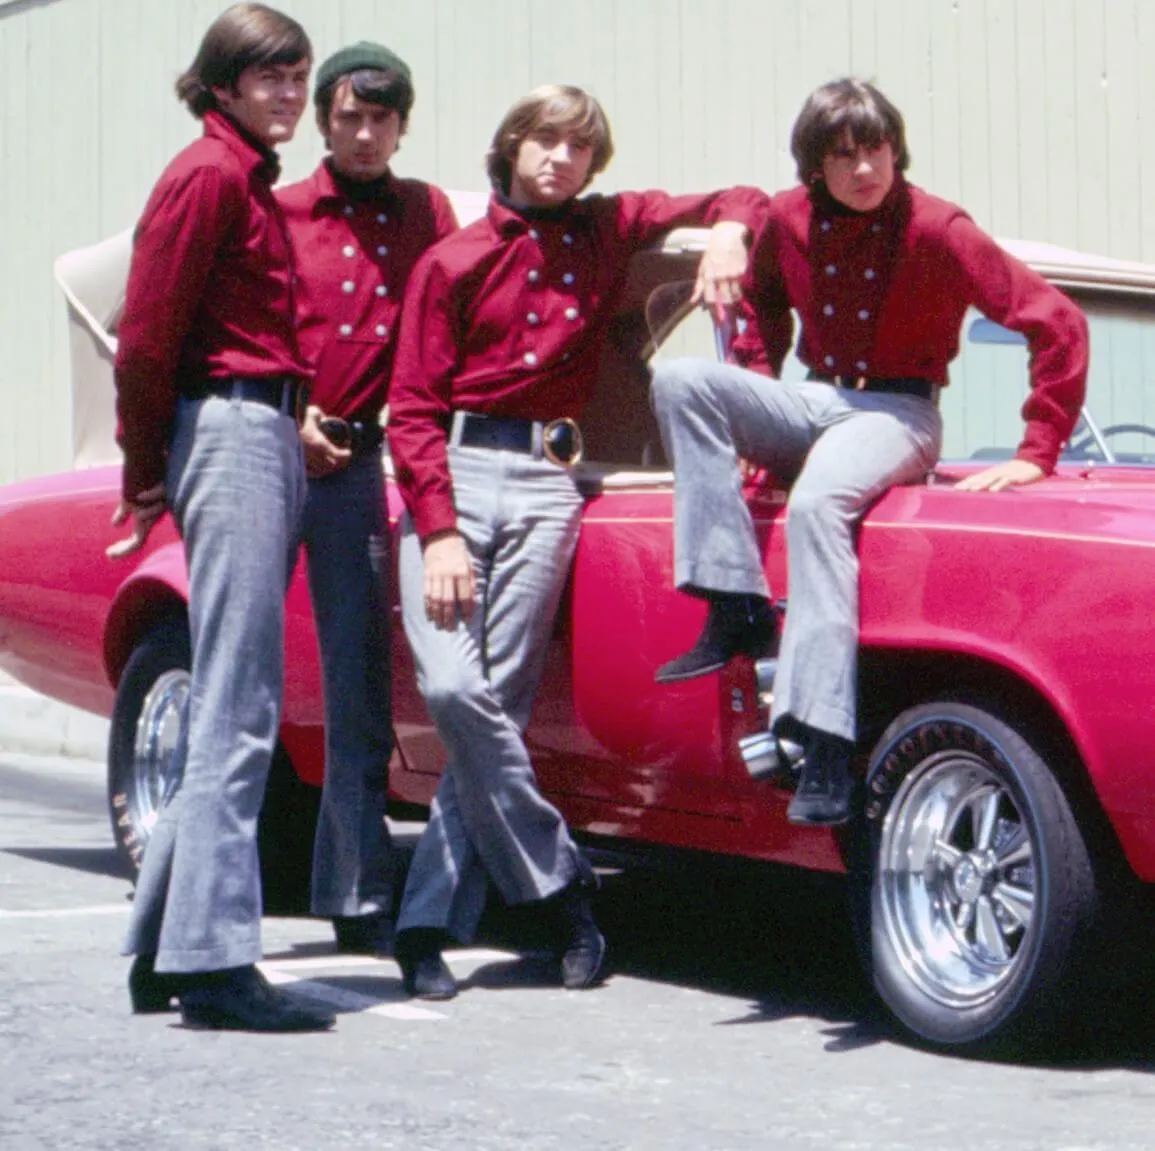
{"left": 5, "top": 678, "right": 1155, "bottom": 1149}
{"left": 0, "top": 671, "right": 108, "bottom": 761}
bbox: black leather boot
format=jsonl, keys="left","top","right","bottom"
{"left": 178, "top": 965, "right": 336, "bottom": 1032}
{"left": 786, "top": 729, "right": 857, "bottom": 827}
{"left": 395, "top": 929, "right": 458, "bottom": 1000}
{"left": 654, "top": 594, "right": 777, "bottom": 683}
{"left": 555, "top": 873, "right": 607, "bottom": 990}
{"left": 127, "top": 953, "right": 184, "bottom": 1014}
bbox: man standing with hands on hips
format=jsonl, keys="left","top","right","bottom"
{"left": 278, "top": 42, "right": 457, "bottom": 957}
{"left": 386, "top": 83, "right": 768, "bottom": 1000}
{"left": 112, "top": 3, "right": 335, "bottom": 1032}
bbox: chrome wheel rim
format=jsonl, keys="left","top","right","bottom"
{"left": 877, "top": 745, "right": 1038, "bottom": 1010}
{"left": 129, "top": 669, "right": 189, "bottom": 843}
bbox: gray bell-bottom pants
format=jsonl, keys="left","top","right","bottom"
{"left": 123, "top": 391, "right": 306, "bottom": 973}
{"left": 395, "top": 445, "right": 586, "bottom": 943}
{"left": 652, "top": 358, "right": 942, "bottom": 741}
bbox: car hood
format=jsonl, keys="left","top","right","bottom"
{"left": 882, "top": 467, "right": 1155, "bottom": 547}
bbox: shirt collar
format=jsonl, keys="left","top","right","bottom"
{"left": 312, "top": 158, "right": 402, "bottom": 208}
{"left": 487, "top": 190, "right": 594, "bottom": 237}
{"left": 809, "top": 172, "right": 908, "bottom": 225}
{"left": 203, "top": 110, "right": 281, "bottom": 183}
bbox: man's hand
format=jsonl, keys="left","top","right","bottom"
{"left": 300, "top": 404, "right": 351, "bottom": 478}
{"left": 106, "top": 483, "right": 167, "bottom": 558}
{"left": 956, "top": 458, "right": 1046, "bottom": 492}
{"left": 422, "top": 531, "right": 475, "bottom": 630}
{"left": 692, "top": 221, "right": 751, "bottom": 323}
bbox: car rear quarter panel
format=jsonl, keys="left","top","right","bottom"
{"left": 859, "top": 477, "right": 1155, "bottom": 880}
{"left": 566, "top": 473, "right": 1155, "bottom": 881}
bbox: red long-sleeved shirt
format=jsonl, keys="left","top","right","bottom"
{"left": 388, "top": 187, "right": 766, "bottom": 540}
{"left": 114, "top": 111, "right": 309, "bottom": 498}
{"left": 733, "top": 177, "right": 1089, "bottom": 472}
{"left": 277, "top": 162, "right": 458, "bottom": 422}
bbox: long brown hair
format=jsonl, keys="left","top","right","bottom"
{"left": 175, "top": 3, "right": 311, "bottom": 118}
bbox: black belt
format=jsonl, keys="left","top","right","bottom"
{"left": 318, "top": 417, "right": 384, "bottom": 454}
{"left": 451, "top": 411, "right": 584, "bottom": 467}
{"left": 186, "top": 376, "right": 308, "bottom": 421}
{"left": 808, "top": 372, "right": 935, "bottom": 401}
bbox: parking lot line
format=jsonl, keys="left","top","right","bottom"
{"left": 260, "top": 961, "right": 447, "bottom": 1021}
{"left": 0, "top": 903, "right": 129, "bottom": 918}
{"left": 257, "top": 948, "right": 522, "bottom": 1021}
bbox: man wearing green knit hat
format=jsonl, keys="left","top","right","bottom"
{"left": 278, "top": 43, "right": 458, "bottom": 957}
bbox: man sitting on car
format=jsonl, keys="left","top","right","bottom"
{"left": 652, "top": 78, "right": 1089, "bottom": 828}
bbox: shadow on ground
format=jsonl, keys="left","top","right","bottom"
{"left": 15, "top": 817, "right": 1155, "bottom": 1070}
{"left": 2, "top": 844, "right": 127, "bottom": 881}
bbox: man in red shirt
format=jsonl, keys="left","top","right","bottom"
{"left": 387, "top": 83, "right": 765, "bottom": 999}
{"left": 277, "top": 42, "right": 457, "bottom": 956}
{"left": 653, "top": 78, "right": 1088, "bottom": 827}
{"left": 112, "top": 3, "right": 334, "bottom": 1032}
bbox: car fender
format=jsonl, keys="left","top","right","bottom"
{"left": 102, "top": 542, "right": 189, "bottom": 687}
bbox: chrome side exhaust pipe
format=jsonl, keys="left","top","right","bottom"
{"left": 738, "top": 656, "right": 804, "bottom": 781}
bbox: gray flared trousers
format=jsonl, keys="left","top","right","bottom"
{"left": 396, "top": 445, "right": 586, "bottom": 943}
{"left": 302, "top": 449, "right": 393, "bottom": 919}
{"left": 123, "top": 390, "right": 306, "bottom": 973}
{"left": 652, "top": 358, "right": 942, "bottom": 741}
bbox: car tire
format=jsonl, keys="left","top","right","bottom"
{"left": 848, "top": 700, "right": 1099, "bottom": 1055}
{"left": 107, "top": 617, "right": 318, "bottom": 914}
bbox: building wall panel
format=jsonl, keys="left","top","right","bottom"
{"left": 0, "top": 0, "right": 1152, "bottom": 484}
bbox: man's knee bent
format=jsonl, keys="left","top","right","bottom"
{"left": 650, "top": 357, "right": 717, "bottom": 418}
{"left": 786, "top": 483, "right": 863, "bottom": 534}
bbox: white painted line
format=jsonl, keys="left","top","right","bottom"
{"left": 259, "top": 953, "right": 390, "bottom": 972}
{"left": 259, "top": 964, "right": 447, "bottom": 1021}
{"left": 0, "top": 903, "right": 129, "bottom": 919}
{"left": 445, "top": 947, "right": 519, "bottom": 964}
{"left": 257, "top": 947, "right": 518, "bottom": 975}
{"left": 255, "top": 947, "right": 522, "bottom": 1022}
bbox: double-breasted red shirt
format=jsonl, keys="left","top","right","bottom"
{"left": 277, "top": 162, "right": 458, "bottom": 422}
{"left": 388, "top": 186, "right": 766, "bottom": 540}
{"left": 733, "top": 177, "right": 1089, "bottom": 472}
{"left": 115, "top": 111, "right": 309, "bottom": 499}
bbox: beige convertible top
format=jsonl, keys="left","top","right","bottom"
{"left": 53, "top": 189, "right": 1155, "bottom": 470}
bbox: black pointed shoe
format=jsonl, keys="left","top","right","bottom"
{"left": 395, "top": 929, "right": 458, "bottom": 1000}
{"left": 178, "top": 965, "right": 336, "bottom": 1032}
{"left": 655, "top": 594, "right": 778, "bottom": 683}
{"left": 786, "top": 730, "right": 857, "bottom": 827}
{"left": 332, "top": 911, "right": 395, "bottom": 957}
{"left": 128, "top": 953, "right": 184, "bottom": 1014}
{"left": 555, "top": 874, "right": 607, "bottom": 990}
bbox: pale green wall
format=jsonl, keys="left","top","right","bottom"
{"left": 2, "top": 0, "right": 1151, "bottom": 482}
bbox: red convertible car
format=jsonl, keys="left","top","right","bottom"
{"left": 4, "top": 198, "right": 1155, "bottom": 1055}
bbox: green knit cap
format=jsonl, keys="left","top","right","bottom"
{"left": 314, "top": 41, "right": 412, "bottom": 97}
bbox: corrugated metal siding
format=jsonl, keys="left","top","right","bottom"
{"left": 2, "top": 0, "right": 1153, "bottom": 483}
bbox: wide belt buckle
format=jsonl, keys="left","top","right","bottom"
{"left": 542, "top": 417, "right": 583, "bottom": 467}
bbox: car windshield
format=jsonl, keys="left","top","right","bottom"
{"left": 940, "top": 291, "right": 1155, "bottom": 465}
